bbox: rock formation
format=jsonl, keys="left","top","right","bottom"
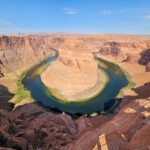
{"left": 139, "top": 49, "right": 150, "bottom": 71}
{"left": 0, "top": 102, "right": 77, "bottom": 150}
{"left": 65, "top": 83, "right": 150, "bottom": 150}
{"left": 41, "top": 39, "right": 98, "bottom": 100}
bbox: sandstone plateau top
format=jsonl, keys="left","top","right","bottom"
{"left": 59, "top": 39, "right": 88, "bottom": 52}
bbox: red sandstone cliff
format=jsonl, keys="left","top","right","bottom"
{"left": 0, "top": 35, "right": 64, "bottom": 74}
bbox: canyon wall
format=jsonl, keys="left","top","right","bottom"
{"left": 0, "top": 35, "right": 64, "bottom": 74}
{"left": 0, "top": 34, "right": 150, "bottom": 76}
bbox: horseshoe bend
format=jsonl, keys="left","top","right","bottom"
{"left": 41, "top": 39, "right": 107, "bottom": 101}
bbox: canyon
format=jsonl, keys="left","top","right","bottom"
{"left": 0, "top": 33, "right": 150, "bottom": 150}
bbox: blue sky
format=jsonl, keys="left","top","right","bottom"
{"left": 0, "top": 0, "right": 150, "bottom": 34}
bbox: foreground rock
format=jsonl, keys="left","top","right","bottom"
{"left": 0, "top": 103, "right": 77, "bottom": 150}
{"left": 41, "top": 39, "right": 98, "bottom": 100}
{"left": 66, "top": 84, "right": 150, "bottom": 150}
{"left": 0, "top": 83, "right": 150, "bottom": 150}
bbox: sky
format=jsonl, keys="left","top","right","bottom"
{"left": 0, "top": 0, "right": 150, "bottom": 34}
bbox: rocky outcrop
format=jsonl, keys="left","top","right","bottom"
{"left": 99, "top": 41, "right": 120, "bottom": 56}
{"left": 121, "top": 124, "right": 150, "bottom": 150}
{"left": 139, "top": 49, "right": 150, "bottom": 71}
{"left": 0, "top": 103, "right": 77, "bottom": 150}
{"left": 66, "top": 83, "right": 150, "bottom": 150}
{"left": 98, "top": 40, "right": 150, "bottom": 64}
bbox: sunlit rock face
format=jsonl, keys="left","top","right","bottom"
{"left": 41, "top": 39, "right": 98, "bottom": 98}
{"left": 0, "top": 35, "right": 65, "bottom": 74}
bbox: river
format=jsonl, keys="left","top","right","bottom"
{"left": 22, "top": 50, "right": 128, "bottom": 115}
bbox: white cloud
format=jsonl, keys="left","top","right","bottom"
{"left": 144, "top": 15, "right": 150, "bottom": 19}
{"left": 63, "top": 7, "right": 78, "bottom": 15}
{"left": 100, "top": 10, "right": 111, "bottom": 15}
{"left": 0, "top": 20, "right": 12, "bottom": 25}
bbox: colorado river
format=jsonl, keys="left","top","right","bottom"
{"left": 22, "top": 50, "right": 128, "bottom": 115}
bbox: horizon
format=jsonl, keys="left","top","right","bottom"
{"left": 1, "top": 32, "right": 150, "bottom": 37}
{"left": 0, "top": 0, "right": 150, "bottom": 35}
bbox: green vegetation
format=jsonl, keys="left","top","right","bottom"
{"left": 117, "top": 68, "right": 136, "bottom": 98}
{"left": 33, "top": 63, "right": 47, "bottom": 75}
{"left": 45, "top": 87, "right": 69, "bottom": 103}
{"left": 96, "top": 60, "right": 108, "bottom": 69}
{"left": 77, "top": 69, "right": 109, "bottom": 102}
{"left": 11, "top": 53, "right": 56, "bottom": 107}
{"left": 96, "top": 55, "right": 136, "bottom": 98}
{"left": 10, "top": 70, "right": 34, "bottom": 107}
{"left": 90, "top": 112, "right": 98, "bottom": 117}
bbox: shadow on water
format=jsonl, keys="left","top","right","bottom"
{"left": 0, "top": 84, "right": 14, "bottom": 111}
{"left": 125, "top": 82, "right": 150, "bottom": 100}
{"left": 104, "top": 99, "right": 116, "bottom": 111}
